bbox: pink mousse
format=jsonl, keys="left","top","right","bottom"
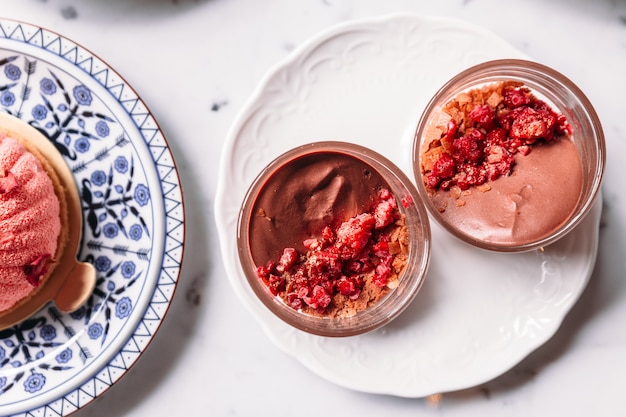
{"left": 0, "top": 133, "right": 61, "bottom": 312}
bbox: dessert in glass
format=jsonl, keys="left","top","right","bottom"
{"left": 238, "top": 142, "right": 431, "bottom": 336}
{"left": 413, "top": 59, "right": 605, "bottom": 252}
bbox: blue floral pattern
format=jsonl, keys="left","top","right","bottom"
{"left": 0, "top": 19, "right": 184, "bottom": 417}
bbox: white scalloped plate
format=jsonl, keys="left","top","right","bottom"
{"left": 214, "top": 14, "right": 601, "bottom": 397}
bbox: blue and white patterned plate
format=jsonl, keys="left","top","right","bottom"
{"left": 0, "top": 19, "right": 185, "bottom": 416}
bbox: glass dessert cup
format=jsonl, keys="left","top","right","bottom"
{"left": 237, "top": 141, "right": 431, "bottom": 337}
{"left": 412, "top": 59, "right": 605, "bottom": 252}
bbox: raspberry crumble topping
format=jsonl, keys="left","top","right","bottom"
{"left": 255, "top": 188, "right": 410, "bottom": 318}
{"left": 421, "top": 81, "right": 572, "bottom": 193}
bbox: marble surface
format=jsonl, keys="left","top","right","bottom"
{"left": 1, "top": 0, "right": 626, "bottom": 415}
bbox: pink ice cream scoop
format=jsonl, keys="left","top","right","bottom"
{"left": 0, "top": 134, "right": 62, "bottom": 313}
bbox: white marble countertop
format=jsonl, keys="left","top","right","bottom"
{"left": 2, "top": 0, "right": 626, "bottom": 415}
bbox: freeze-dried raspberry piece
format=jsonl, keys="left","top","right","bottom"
{"left": 510, "top": 107, "right": 552, "bottom": 141}
{"left": 276, "top": 247, "right": 297, "bottom": 273}
{"left": 422, "top": 82, "right": 571, "bottom": 191}
{"left": 267, "top": 274, "right": 285, "bottom": 296}
{"left": 453, "top": 129, "right": 486, "bottom": 164}
{"left": 373, "top": 262, "right": 392, "bottom": 287}
{"left": 426, "top": 153, "right": 456, "bottom": 189}
{"left": 374, "top": 199, "right": 396, "bottom": 229}
{"left": 305, "top": 246, "right": 341, "bottom": 279}
{"left": 335, "top": 213, "right": 375, "bottom": 259}
{"left": 286, "top": 293, "right": 304, "bottom": 310}
{"left": 486, "top": 127, "right": 507, "bottom": 147}
{"left": 503, "top": 88, "right": 531, "bottom": 108}
{"left": 256, "top": 261, "right": 275, "bottom": 279}
{"left": 255, "top": 187, "right": 407, "bottom": 316}
{"left": 469, "top": 104, "right": 495, "bottom": 129}
{"left": 442, "top": 120, "right": 458, "bottom": 148}
{"left": 303, "top": 285, "right": 332, "bottom": 311}
{"left": 336, "top": 276, "right": 363, "bottom": 299}
{"left": 23, "top": 254, "right": 51, "bottom": 287}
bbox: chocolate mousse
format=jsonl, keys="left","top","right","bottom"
{"left": 250, "top": 152, "right": 388, "bottom": 264}
{"left": 249, "top": 151, "right": 410, "bottom": 317}
{"left": 419, "top": 81, "right": 583, "bottom": 246}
